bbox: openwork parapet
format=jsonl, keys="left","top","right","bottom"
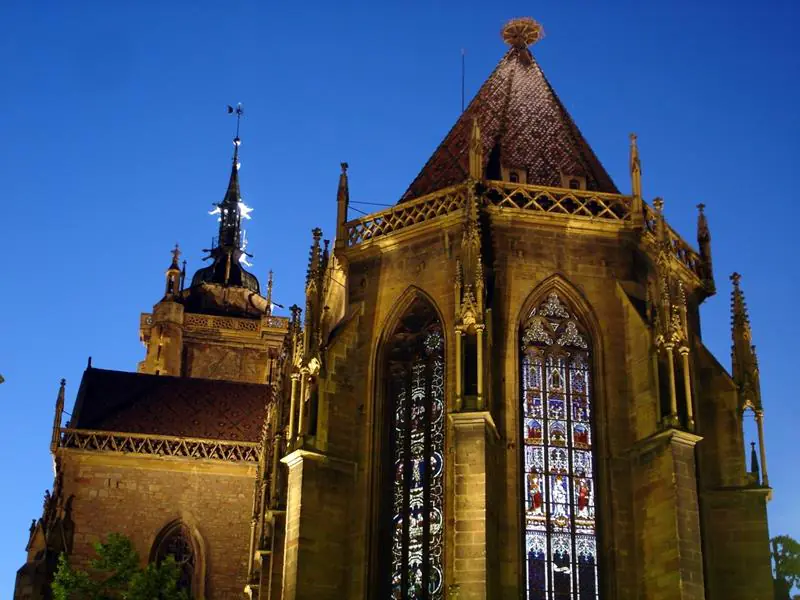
{"left": 345, "top": 184, "right": 468, "bottom": 247}
{"left": 484, "top": 180, "right": 632, "bottom": 221}
{"left": 58, "top": 428, "right": 259, "bottom": 463}
{"left": 342, "top": 180, "right": 704, "bottom": 284}
{"left": 643, "top": 204, "right": 703, "bottom": 279}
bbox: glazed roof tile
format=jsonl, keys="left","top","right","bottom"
{"left": 71, "top": 368, "right": 270, "bottom": 442}
{"left": 402, "top": 46, "right": 618, "bottom": 201}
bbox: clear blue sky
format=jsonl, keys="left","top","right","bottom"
{"left": 1, "top": 0, "right": 798, "bottom": 593}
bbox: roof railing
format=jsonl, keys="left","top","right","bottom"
{"left": 344, "top": 184, "right": 469, "bottom": 247}
{"left": 57, "top": 428, "right": 260, "bottom": 463}
{"left": 483, "top": 180, "right": 633, "bottom": 221}
{"left": 342, "top": 179, "right": 703, "bottom": 282}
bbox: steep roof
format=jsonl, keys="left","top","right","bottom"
{"left": 402, "top": 44, "right": 618, "bottom": 201}
{"left": 71, "top": 368, "right": 270, "bottom": 442}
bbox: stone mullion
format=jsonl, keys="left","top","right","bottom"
{"left": 566, "top": 356, "right": 578, "bottom": 599}
{"left": 401, "top": 365, "right": 413, "bottom": 596}
{"left": 543, "top": 355, "right": 552, "bottom": 600}
{"left": 422, "top": 356, "right": 432, "bottom": 596}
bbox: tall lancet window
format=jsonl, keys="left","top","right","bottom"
{"left": 521, "top": 291, "right": 598, "bottom": 600}
{"left": 151, "top": 521, "right": 196, "bottom": 595}
{"left": 382, "top": 297, "right": 445, "bottom": 599}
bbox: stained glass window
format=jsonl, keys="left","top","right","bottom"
{"left": 152, "top": 521, "right": 196, "bottom": 595}
{"left": 521, "top": 291, "right": 598, "bottom": 600}
{"left": 384, "top": 298, "right": 444, "bottom": 599}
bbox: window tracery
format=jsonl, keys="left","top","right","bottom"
{"left": 152, "top": 521, "right": 196, "bottom": 595}
{"left": 521, "top": 291, "right": 598, "bottom": 600}
{"left": 383, "top": 298, "right": 445, "bottom": 599}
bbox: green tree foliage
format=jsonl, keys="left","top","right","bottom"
{"left": 52, "top": 533, "right": 189, "bottom": 600}
{"left": 772, "top": 535, "right": 800, "bottom": 600}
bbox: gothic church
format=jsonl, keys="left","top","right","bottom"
{"left": 15, "top": 17, "right": 774, "bottom": 600}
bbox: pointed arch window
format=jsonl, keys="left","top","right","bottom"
{"left": 521, "top": 291, "right": 598, "bottom": 600}
{"left": 151, "top": 521, "right": 196, "bottom": 595}
{"left": 381, "top": 297, "right": 445, "bottom": 599}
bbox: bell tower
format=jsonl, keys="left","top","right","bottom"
{"left": 138, "top": 108, "right": 289, "bottom": 383}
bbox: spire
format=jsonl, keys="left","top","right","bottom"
{"left": 189, "top": 105, "right": 260, "bottom": 294}
{"left": 306, "top": 228, "right": 323, "bottom": 287}
{"left": 165, "top": 244, "right": 181, "bottom": 296}
{"left": 304, "top": 229, "right": 324, "bottom": 363}
{"left": 402, "top": 17, "right": 617, "bottom": 201}
{"left": 335, "top": 163, "right": 350, "bottom": 250}
{"left": 265, "top": 270, "right": 274, "bottom": 316}
{"left": 50, "top": 379, "right": 65, "bottom": 453}
{"left": 169, "top": 244, "right": 181, "bottom": 269}
{"left": 629, "top": 133, "right": 642, "bottom": 199}
{"left": 750, "top": 441, "right": 761, "bottom": 483}
{"left": 468, "top": 118, "right": 483, "bottom": 180}
{"left": 697, "top": 203, "right": 715, "bottom": 293}
{"left": 730, "top": 273, "right": 761, "bottom": 410}
{"left": 217, "top": 136, "right": 244, "bottom": 250}
{"left": 629, "top": 134, "right": 644, "bottom": 224}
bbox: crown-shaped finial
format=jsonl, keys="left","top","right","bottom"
{"left": 502, "top": 18, "right": 544, "bottom": 49}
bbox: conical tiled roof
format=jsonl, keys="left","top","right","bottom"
{"left": 402, "top": 44, "right": 618, "bottom": 201}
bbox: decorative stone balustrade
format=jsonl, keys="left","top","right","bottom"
{"left": 58, "top": 428, "right": 260, "bottom": 463}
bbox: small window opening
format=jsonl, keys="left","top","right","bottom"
{"left": 509, "top": 171, "right": 520, "bottom": 183}
{"left": 568, "top": 178, "right": 581, "bottom": 190}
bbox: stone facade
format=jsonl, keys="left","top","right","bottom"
{"left": 58, "top": 452, "right": 255, "bottom": 599}
{"left": 15, "top": 17, "right": 774, "bottom": 600}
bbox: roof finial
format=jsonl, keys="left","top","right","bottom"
{"left": 469, "top": 118, "right": 483, "bottom": 180}
{"left": 266, "top": 269, "right": 274, "bottom": 315}
{"left": 629, "top": 133, "right": 642, "bottom": 199}
{"left": 501, "top": 17, "right": 544, "bottom": 49}
{"left": 226, "top": 103, "right": 244, "bottom": 177}
{"left": 335, "top": 163, "right": 350, "bottom": 250}
{"left": 170, "top": 243, "right": 181, "bottom": 269}
{"left": 227, "top": 103, "right": 244, "bottom": 142}
{"left": 697, "top": 203, "right": 715, "bottom": 293}
{"left": 50, "top": 378, "right": 66, "bottom": 453}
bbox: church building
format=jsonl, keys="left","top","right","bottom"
{"left": 15, "top": 17, "right": 774, "bottom": 600}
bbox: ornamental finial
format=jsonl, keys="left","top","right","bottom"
{"left": 501, "top": 17, "right": 544, "bottom": 49}
{"left": 170, "top": 244, "right": 181, "bottom": 269}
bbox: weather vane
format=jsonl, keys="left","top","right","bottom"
{"left": 227, "top": 103, "right": 244, "bottom": 140}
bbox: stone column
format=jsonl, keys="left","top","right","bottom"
{"left": 755, "top": 410, "right": 769, "bottom": 487}
{"left": 287, "top": 374, "right": 299, "bottom": 441}
{"left": 664, "top": 344, "right": 679, "bottom": 425}
{"left": 679, "top": 347, "right": 694, "bottom": 429}
{"left": 455, "top": 330, "right": 463, "bottom": 411}
{"left": 296, "top": 370, "right": 308, "bottom": 439}
{"left": 475, "top": 326, "right": 485, "bottom": 411}
{"left": 450, "top": 411, "right": 498, "bottom": 599}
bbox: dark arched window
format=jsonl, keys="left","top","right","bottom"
{"left": 568, "top": 178, "right": 581, "bottom": 190}
{"left": 520, "top": 291, "right": 598, "bottom": 599}
{"left": 510, "top": 171, "right": 520, "bottom": 183}
{"left": 152, "top": 521, "right": 195, "bottom": 595}
{"left": 382, "top": 297, "right": 445, "bottom": 599}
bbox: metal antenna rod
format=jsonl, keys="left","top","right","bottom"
{"left": 461, "top": 49, "right": 466, "bottom": 113}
